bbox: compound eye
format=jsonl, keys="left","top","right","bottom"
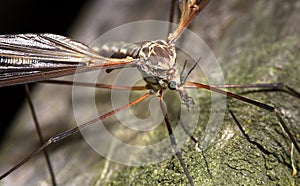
{"left": 168, "top": 81, "right": 177, "bottom": 90}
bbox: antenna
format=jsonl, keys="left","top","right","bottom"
{"left": 180, "top": 58, "right": 200, "bottom": 85}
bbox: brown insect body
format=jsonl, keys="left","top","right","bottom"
{"left": 97, "top": 40, "right": 178, "bottom": 87}
{"left": 98, "top": 39, "right": 194, "bottom": 110}
{"left": 96, "top": 41, "right": 141, "bottom": 59}
{"left": 137, "top": 40, "right": 177, "bottom": 88}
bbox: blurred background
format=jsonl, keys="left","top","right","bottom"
{"left": 0, "top": 0, "right": 88, "bottom": 141}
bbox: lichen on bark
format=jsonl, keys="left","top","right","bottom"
{"left": 104, "top": 1, "right": 300, "bottom": 185}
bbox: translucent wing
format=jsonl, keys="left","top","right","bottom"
{"left": 0, "top": 34, "right": 136, "bottom": 87}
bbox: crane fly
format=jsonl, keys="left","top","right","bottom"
{"left": 1, "top": 0, "right": 300, "bottom": 185}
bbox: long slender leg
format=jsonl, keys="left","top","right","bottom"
{"left": 24, "top": 84, "right": 57, "bottom": 186}
{"left": 158, "top": 89, "right": 194, "bottom": 186}
{"left": 209, "top": 83, "right": 285, "bottom": 89}
{"left": 41, "top": 80, "right": 148, "bottom": 91}
{"left": 184, "top": 81, "right": 300, "bottom": 154}
{"left": 0, "top": 92, "right": 151, "bottom": 180}
{"left": 209, "top": 83, "right": 300, "bottom": 98}
{"left": 45, "top": 80, "right": 300, "bottom": 99}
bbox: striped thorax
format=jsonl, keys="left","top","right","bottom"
{"left": 137, "top": 40, "right": 179, "bottom": 89}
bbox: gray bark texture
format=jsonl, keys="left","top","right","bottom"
{"left": 0, "top": 0, "right": 300, "bottom": 186}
